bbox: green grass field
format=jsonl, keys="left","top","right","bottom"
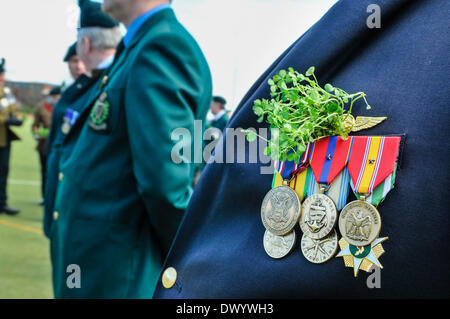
{"left": 0, "top": 116, "right": 53, "bottom": 299}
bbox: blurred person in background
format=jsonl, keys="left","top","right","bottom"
{"left": 46, "top": 1, "right": 124, "bottom": 297}
{"left": 0, "top": 58, "right": 23, "bottom": 215}
{"left": 44, "top": 1, "right": 121, "bottom": 240}
{"left": 208, "top": 95, "right": 229, "bottom": 133}
{"left": 65, "top": 42, "right": 87, "bottom": 80}
{"left": 49, "top": 0, "right": 212, "bottom": 298}
{"left": 33, "top": 86, "right": 61, "bottom": 205}
{"left": 194, "top": 95, "right": 230, "bottom": 185}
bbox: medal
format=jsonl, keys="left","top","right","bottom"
{"left": 61, "top": 108, "right": 79, "bottom": 135}
{"left": 261, "top": 146, "right": 314, "bottom": 237}
{"left": 336, "top": 237, "right": 388, "bottom": 277}
{"left": 338, "top": 197, "right": 381, "bottom": 247}
{"left": 300, "top": 229, "right": 338, "bottom": 264}
{"left": 263, "top": 230, "right": 296, "bottom": 259}
{"left": 336, "top": 136, "right": 401, "bottom": 276}
{"left": 261, "top": 146, "right": 315, "bottom": 258}
{"left": 298, "top": 136, "right": 353, "bottom": 262}
{"left": 261, "top": 184, "right": 300, "bottom": 236}
{"left": 61, "top": 121, "right": 70, "bottom": 134}
{"left": 299, "top": 191, "right": 337, "bottom": 240}
{"left": 246, "top": 66, "right": 401, "bottom": 278}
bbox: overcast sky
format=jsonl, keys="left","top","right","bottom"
{"left": 0, "top": 0, "right": 337, "bottom": 109}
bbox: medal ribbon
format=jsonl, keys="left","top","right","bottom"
{"left": 272, "top": 142, "right": 315, "bottom": 201}
{"left": 351, "top": 163, "right": 398, "bottom": 206}
{"left": 273, "top": 142, "right": 314, "bottom": 180}
{"left": 307, "top": 136, "right": 353, "bottom": 210}
{"left": 272, "top": 166, "right": 316, "bottom": 201}
{"left": 64, "top": 109, "right": 80, "bottom": 126}
{"left": 309, "top": 136, "right": 353, "bottom": 185}
{"left": 323, "top": 167, "right": 351, "bottom": 210}
{"left": 306, "top": 164, "right": 352, "bottom": 211}
{"left": 348, "top": 136, "right": 401, "bottom": 195}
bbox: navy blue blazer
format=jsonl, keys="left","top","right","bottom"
{"left": 154, "top": 0, "right": 450, "bottom": 298}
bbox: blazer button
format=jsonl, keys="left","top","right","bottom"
{"left": 53, "top": 211, "right": 59, "bottom": 221}
{"left": 58, "top": 172, "right": 64, "bottom": 181}
{"left": 162, "top": 267, "right": 177, "bottom": 289}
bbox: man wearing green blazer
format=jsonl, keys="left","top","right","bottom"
{"left": 44, "top": 1, "right": 121, "bottom": 239}
{"left": 208, "top": 96, "right": 229, "bottom": 133}
{"left": 52, "top": 0, "right": 212, "bottom": 298}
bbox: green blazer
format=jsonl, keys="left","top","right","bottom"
{"left": 44, "top": 73, "right": 102, "bottom": 238}
{"left": 51, "top": 9, "right": 212, "bottom": 298}
{"left": 209, "top": 113, "right": 229, "bottom": 132}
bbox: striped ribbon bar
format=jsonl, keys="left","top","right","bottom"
{"left": 350, "top": 163, "right": 397, "bottom": 206}
{"left": 273, "top": 142, "right": 314, "bottom": 181}
{"left": 309, "top": 136, "right": 353, "bottom": 185}
{"left": 65, "top": 108, "right": 80, "bottom": 126}
{"left": 306, "top": 136, "right": 353, "bottom": 210}
{"left": 271, "top": 142, "right": 314, "bottom": 201}
{"left": 347, "top": 136, "right": 401, "bottom": 195}
{"left": 272, "top": 166, "right": 316, "bottom": 202}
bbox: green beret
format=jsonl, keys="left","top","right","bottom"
{"left": 49, "top": 86, "right": 62, "bottom": 96}
{"left": 213, "top": 96, "right": 227, "bottom": 105}
{"left": 63, "top": 42, "right": 78, "bottom": 62}
{"left": 80, "top": 0, "right": 119, "bottom": 29}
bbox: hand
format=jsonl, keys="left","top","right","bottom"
{"left": 36, "top": 127, "right": 50, "bottom": 138}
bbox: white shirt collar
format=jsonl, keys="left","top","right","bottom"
{"left": 96, "top": 54, "right": 115, "bottom": 70}
{"left": 213, "top": 110, "right": 226, "bottom": 121}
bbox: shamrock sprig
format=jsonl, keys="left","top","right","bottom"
{"left": 243, "top": 66, "right": 371, "bottom": 163}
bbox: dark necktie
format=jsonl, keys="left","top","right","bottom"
{"left": 113, "top": 39, "right": 125, "bottom": 63}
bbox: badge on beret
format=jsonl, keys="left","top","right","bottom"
{"left": 89, "top": 92, "right": 110, "bottom": 131}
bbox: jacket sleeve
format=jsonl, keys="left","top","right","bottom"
{"left": 124, "top": 32, "right": 207, "bottom": 252}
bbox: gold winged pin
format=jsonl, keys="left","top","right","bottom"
{"left": 343, "top": 114, "right": 387, "bottom": 133}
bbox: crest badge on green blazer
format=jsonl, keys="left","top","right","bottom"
{"left": 89, "top": 92, "right": 110, "bottom": 131}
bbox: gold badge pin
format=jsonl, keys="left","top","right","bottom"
{"left": 343, "top": 115, "right": 387, "bottom": 134}
{"left": 100, "top": 75, "right": 109, "bottom": 88}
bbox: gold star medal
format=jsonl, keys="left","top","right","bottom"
{"left": 336, "top": 237, "right": 388, "bottom": 277}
